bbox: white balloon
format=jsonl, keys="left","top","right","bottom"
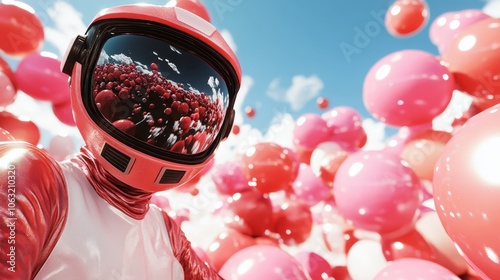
{"left": 415, "top": 212, "right": 468, "bottom": 275}
{"left": 347, "top": 239, "right": 388, "bottom": 280}
{"left": 310, "top": 141, "right": 343, "bottom": 175}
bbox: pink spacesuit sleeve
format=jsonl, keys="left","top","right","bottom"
{"left": 162, "top": 211, "right": 223, "bottom": 280}
{"left": 0, "top": 142, "right": 68, "bottom": 279}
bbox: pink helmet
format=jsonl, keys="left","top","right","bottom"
{"left": 62, "top": 4, "right": 241, "bottom": 192}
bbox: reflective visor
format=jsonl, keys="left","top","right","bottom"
{"left": 91, "top": 34, "right": 229, "bottom": 155}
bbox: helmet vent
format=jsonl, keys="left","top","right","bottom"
{"left": 101, "top": 143, "right": 132, "bottom": 173}
{"left": 158, "top": 168, "right": 186, "bottom": 184}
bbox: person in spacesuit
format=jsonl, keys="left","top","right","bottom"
{"left": 0, "top": 3, "right": 241, "bottom": 279}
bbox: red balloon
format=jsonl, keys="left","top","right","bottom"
{"left": 112, "top": 119, "right": 137, "bottom": 136}
{"left": 381, "top": 229, "right": 436, "bottom": 261}
{"left": 331, "top": 266, "right": 351, "bottom": 280}
{"left": 0, "top": 111, "right": 40, "bottom": 145}
{"left": 167, "top": 0, "right": 211, "bottom": 22}
{"left": 0, "top": 55, "right": 16, "bottom": 90}
{"left": 442, "top": 18, "right": 500, "bottom": 99}
{"left": 231, "top": 124, "right": 240, "bottom": 135}
{"left": 0, "top": 71, "right": 17, "bottom": 106}
{"left": 205, "top": 228, "right": 257, "bottom": 272}
{"left": 316, "top": 96, "right": 329, "bottom": 110}
{"left": 244, "top": 106, "right": 255, "bottom": 118}
{"left": 15, "top": 52, "right": 71, "bottom": 104}
{"left": 0, "top": 127, "right": 15, "bottom": 141}
{"left": 433, "top": 104, "right": 500, "bottom": 279}
{"left": 343, "top": 229, "right": 360, "bottom": 254}
{"left": 53, "top": 100, "right": 76, "bottom": 126}
{"left": 318, "top": 150, "right": 350, "bottom": 188}
{"left": 385, "top": 0, "right": 429, "bottom": 37}
{"left": 272, "top": 199, "right": 313, "bottom": 245}
{"left": 224, "top": 188, "right": 274, "bottom": 237}
{"left": 0, "top": 1, "right": 44, "bottom": 56}
{"left": 240, "top": 142, "right": 299, "bottom": 193}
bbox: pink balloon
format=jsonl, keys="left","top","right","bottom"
{"left": 363, "top": 50, "right": 455, "bottom": 127}
{"left": 374, "top": 258, "right": 460, "bottom": 280}
{"left": 333, "top": 150, "right": 422, "bottom": 236}
{"left": 430, "top": 9, "right": 490, "bottom": 54}
{"left": 52, "top": 100, "right": 76, "bottom": 126}
{"left": 294, "top": 251, "right": 333, "bottom": 280}
{"left": 219, "top": 245, "right": 310, "bottom": 280}
{"left": 47, "top": 134, "right": 76, "bottom": 161}
{"left": 15, "top": 52, "right": 71, "bottom": 104}
{"left": 321, "top": 106, "right": 367, "bottom": 150}
{"left": 293, "top": 113, "right": 332, "bottom": 151}
{"left": 291, "top": 163, "right": 332, "bottom": 207}
{"left": 0, "top": 71, "right": 17, "bottom": 106}
{"left": 211, "top": 161, "right": 251, "bottom": 196}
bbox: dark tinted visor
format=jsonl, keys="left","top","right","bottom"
{"left": 91, "top": 34, "right": 229, "bottom": 155}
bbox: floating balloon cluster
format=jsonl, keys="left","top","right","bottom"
{"left": 1, "top": 0, "right": 500, "bottom": 279}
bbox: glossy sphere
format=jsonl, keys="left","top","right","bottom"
{"left": 244, "top": 106, "right": 255, "bottom": 118}
{"left": 291, "top": 163, "right": 332, "bottom": 207}
{"left": 272, "top": 199, "right": 313, "bottom": 245}
{"left": 211, "top": 161, "right": 250, "bottom": 196}
{"left": 205, "top": 228, "right": 257, "bottom": 272}
{"left": 0, "top": 111, "right": 40, "bottom": 145}
{"left": 381, "top": 229, "right": 436, "bottom": 262}
{"left": 15, "top": 52, "right": 71, "bottom": 104}
{"left": 433, "top": 104, "right": 500, "bottom": 279}
{"left": 442, "top": 18, "right": 500, "bottom": 100}
{"left": 52, "top": 100, "right": 76, "bottom": 126}
{"left": 293, "top": 113, "right": 332, "bottom": 151}
{"left": 316, "top": 96, "right": 329, "bottom": 110}
{"left": 294, "top": 251, "right": 333, "bottom": 280}
{"left": 400, "top": 130, "right": 452, "bottom": 181}
{"left": 334, "top": 150, "right": 422, "bottom": 236}
{"left": 0, "top": 1, "right": 44, "bottom": 56}
{"left": 374, "top": 258, "right": 460, "bottom": 280}
{"left": 219, "top": 245, "right": 310, "bottom": 280}
{"left": 385, "top": 0, "right": 429, "bottom": 37}
{"left": 0, "top": 72, "right": 16, "bottom": 106}
{"left": 240, "top": 142, "right": 299, "bottom": 193}
{"left": 347, "top": 239, "right": 388, "bottom": 280}
{"left": 430, "top": 9, "right": 490, "bottom": 54}
{"left": 363, "top": 50, "right": 455, "bottom": 127}
{"left": 224, "top": 189, "right": 274, "bottom": 237}
{"left": 322, "top": 106, "right": 367, "bottom": 150}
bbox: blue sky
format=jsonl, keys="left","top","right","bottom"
{"left": 6, "top": 0, "right": 498, "bottom": 146}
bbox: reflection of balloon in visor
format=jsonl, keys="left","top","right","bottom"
{"left": 92, "top": 34, "right": 229, "bottom": 155}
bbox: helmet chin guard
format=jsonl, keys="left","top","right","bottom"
{"left": 62, "top": 4, "right": 241, "bottom": 192}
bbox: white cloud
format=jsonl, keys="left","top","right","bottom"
{"left": 432, "top": 90, "right": 473, "bottom": 133}
{"left": 5, "top": 91, "right": 83, "bottom": 149}
{"left": 220, "top": 29, "right": 237, "bottom": 53}
{"left": 267, "top": 75, "right": 324, "bottom": 111}
{"left": 233, "top": 75, "right": 254, "bottom": 125}
{"left": 361, "top": 118, "right": 386, "bottom": 151}
{"left": 484, "top": 0, "right": 500, "bottom": 17}
{"left": 44, "top": 1, "right": 87, "bottom": 57}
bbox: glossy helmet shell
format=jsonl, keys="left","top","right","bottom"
{"left": 62, "top": 4, "right": 241, "bottom": 192}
